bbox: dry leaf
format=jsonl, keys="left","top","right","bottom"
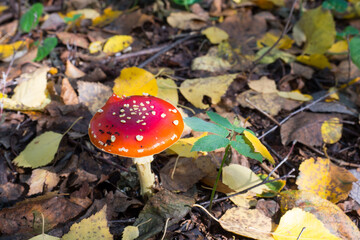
{"left": 257, "top": 31, "right": 293, "bottom": 49}
{"left": 321, "top": 117, "right": 343, "bottom": 144}
{"left": 61, "top": 78, "right": 79, "bottom": 105}
{"left": 248, "top": 76, "right": 277, "bottom": 93}
{"left": 167, "top": 12, "right": 207, "bottom": 30}
{"left": 180, "top": 74, "right": 237, "bottom": 109}
{"left": 56, "top": 32, "right": 89, "bottom": 49}
{"left": 27, "top": 168, "right": 60, "bottom": 196}
{"left": 202, "top": 26, "right": 229, "bottom": 44}
{"left": 65, "top": 60, "right": 86, "bottom": 79}
{"left": 296, "top": 157, "right": 357, "bottom": 203}
{"left": 103, "top": 35, "right": 133, "bottom": 55}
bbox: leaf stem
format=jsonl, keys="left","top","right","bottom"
{"left": 208, "top": 144, "right": 231, "bottom": 210}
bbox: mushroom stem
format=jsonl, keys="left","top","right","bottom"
{"left": 133, "top": 156, "right": 155, "bottom": 196}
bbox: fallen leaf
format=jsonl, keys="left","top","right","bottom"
{"left": 113, "top": 67, "right": 158, "bottom": 97}
{"left": 156, "top": 77, "right": 178, "bottom": 106}
{"left": 321, "top": 117, "right": 343, "bottom": 144}
{"left": 65, "top": 60, "right": 86, "bottom": 79}
{"left": 328, "top": 40, "right": 348, "bottom": 54}
{"left": 255, "top": 46, "right": 295, "bottom": 64}
{"left": 88, "top": 40, "right": 103, "bottom": 54}
{"left": 349, "top": 169, "right": 360, "bottom": 205}
{"left": 202, "top": 26, "right": 229, "bottom": 44}
{"left": 27, "top": 168, "right": 60, "bottom": 196}
{"left": 167, "top": 12, "right": 207, "bottom": 30}
{"left": 160, "top": 157, "right": 207, "bottom": 192}
{"left": 277, "top": 90, "right": 313, "bottom": 101}
{"left": 296, "top": 157, "right": 357, "bottom": 203}
{"left": 56, "top": 32, "right": 89, "bottom": 49}
{"left": 133, "top": 190, "right": 195, "bottom": 239}
{"left": 280, "top": 190, "right": 360, "bottom": 239}
{"left": 62, "top": 205, "right": 112, "bottom": 240}
{"left": 257, "top": 31, "right": 294, "bottom": 50}
{"left": 296, "top": 54, "right": 332, "bottom": 69}
{"left": 122, "top": 226, "right": 139, "bottom": 240}
{"left": 66, "top": 9, "right": 100, "bottom": 20}
{"left": 103, "top": 35, "right": 133, "bottom": 55}
{"left": 243, "top": 130, "right": 274, "bottom": 164}
{"left": 219, "top": 207, "right": 273, "bottom": 240}
{"left": 11, "top": 66, "right": 50, "bottom": 108}
{"left": 0, "top": 40, "right": 27, "bottom": 61}
{"left": 61, "top": 78, "right": 79, "bottom": 105}
{"left": 248, "top": 76, "right": 277, "bottom": 93}
{"left": 13, "top": 131, "right": 63, "bottom": 168}
{"left": 223, "top": 164, "right": 269, "bottom": 207}
{"left": 167, "top": 133, "right": 207, "bottom": 158}
{"left": 29, "top": 234, "right": 60, "bottom": 240}
{"left": 280, "top": 112, "right": 340, "bottom": 146}
{"left": 180, "top": 74, "right": 237, "bottom": 109}
{"left": 78, "top": 81, "right": 113, "bottom": 115}
{"left": 92, "top": 7, "right": 122, "bottom": 27}
{"left": 273, "top": 208, "right": 340, "bottom": 240}
{"left": 0, "top": 182, "right": 25, "bottom": 203}
{"left": 191, "top": 46, "right": 233, "bottom": 72}
{"left": 293, "top": 6, "right": 336, "bottom": 54}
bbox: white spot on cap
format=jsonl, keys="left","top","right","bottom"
{"left": 98, "top": 109, "right": 103, "bottom": 113}
{"left": 111, "top": 135, "right": 116, "bottom": 142}
{"left": 91, "top": 131, "right": 94, "bottom": 134}
{"left": 120, "top": 109, "right": 125, "bottom": 113}
{"left": 119, "top": 114, "right": 125, "bottom": 117}
{"left": 133, "top": 100, "right": 136, "bottom": 103}
{"left": 142, "top": 116, "right": 146, "bottom": 119}
{"left": 142, "top": 107, "right": 147, "bottom": 111}
{"left": 140, "top": 103, "right": 145, "bottom": 106}
{"left": 98, "top": 123, "right": 102, "bottom": 126}
{"left": 118, "top": 147, "right": 128, "bottom": 152}
{"left": 173, "top": 120, "right": 179, "bottom": 126}
{"left": 98, "top": 141, "right": 104, "bottom": 145}
{"left": 124, "top": 104, "right": 130, "bottom": 108}
{"left": 145, "top": 113, "right": 149, "bottom": 116}
{"left": 136, "top": 135, "right": 144, "bottom": 141}
{"left": 133, "top": 107, "right": 139, "bottom": 110}
{"left": 131, "top": 112, "right": 136, "bottom": 115}
{"left": 151, "top": 111, "right": 156, "bottom": 115}
{"left": 150, "top": 105, "right": 155, "bottom": 109}
{"left": 136, "top": 120, "right": 143, "bottom": 123}
{"left": 112, "top": 112, "right": 116, "bottom": 115}
{"left": 169, "top": 109, "right": 177, "bottom": 113}
{"left": 121, "top": 120, "right": 126, "bottom": 123}
{"left": 171, "top": 134, "right": 178, "bottom": 140}
{"left": 146, "top": 101, "right": 150, "bottom": 104}
{"left": 133, "top": 105, "right": 139, "bottom": 108}
{"left": 138, "top": 149, "right": 144, "bottom": 153}
{"left": 142, "top": 123, "right": 146, "bottom": 125}
{"left": 153, "top": 143, "right": 160, "bottom": 148}
{"left": 94, "top": 134, "right": 97, "bottom": 139}
{"left": 161, "top": 113, "right": 166, "bottom": 118}
{"left": 143, "top": 93, "right": 149, "bottom": 96}
{"left": 127, "top": 117, "right": 131, "bottom": 119}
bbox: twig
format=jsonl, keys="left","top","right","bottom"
{"left": 245, "top": 98, "right": 280, "bottom": 126}
{"left": 160, "top": 218, "right": 170, "bottom": 240}
{"left": 138, "top": 33, "right": 200, "bottom": 68}
{"left": 253, "top": 0, "right": 298, "bottom": 65}
{"left": 346, "top": 35, "right": 351, "bottom": 83}
{"left": 114, "top": 45, "right": 164, "bottom": 61}
{"left": 0, "top": 52, "right": 16, "bottom": 121}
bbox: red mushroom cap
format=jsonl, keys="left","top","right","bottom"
{"left": 88, "top": 94, "right": 184, "bottom": 158}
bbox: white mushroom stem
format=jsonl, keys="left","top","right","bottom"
{"left": 133, "top": 156, "right": 155, "bottom": 196}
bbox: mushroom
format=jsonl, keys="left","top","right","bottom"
{"left": 88, "top": 93, "right": 184, "bottom": 196}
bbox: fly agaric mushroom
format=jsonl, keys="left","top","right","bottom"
{"left": 88, "top": 93, "right": 184, "bottom": 196}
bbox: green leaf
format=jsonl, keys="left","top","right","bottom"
{"left": 184, "top": 117, "right": 229, "bottom": 137}
{"left": 20, "top": 3, "right": 43, "bottom": 33}
{"left": 233, "top": 126, "right": 246, "bottom": 134}
{"left": 337, "top": 26, "right": 359, "bottom": 39}
{"left": 171, "top": 0, "right": 201, "bottom": 6}
{"left": 34, "top": 37, "right": 58, "bottom": 61}
{"left": 13, "top": 131, "right": 63, "bottom": 168}
{"left": 350, "top": 36, "right": 360, "bottom": 70}
{"left": 64, "top": 13, "right": 82, "bottom": 23}
{"left": 207, "top": 111, "right": 233, "bottom": 129}
{"left": 322, "top": 0, "right": 347, "bottom": 13}
{"left": 192, "top": 135, "right": 230, "bottom": 152}
{"left": 230, "top": 136, "right": 263, "bottom": 162}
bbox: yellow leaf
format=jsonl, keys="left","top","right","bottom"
{"left": 48, "top": 67, "right": 58, "bottom": 75}
{"left": 62, "top": 205, "right": 112, "bottom": 240}
{"left": 92, "top": 7, "right": 122, "bottom": 27}
{"left": 293, "top": 6, "right": 336, "bottom": 54}
{"left": 13, "top": 131, "right": 63, "bottom": 168}
{"left": 223, "top": 164, "right": 270, "bottom": 207}
{"left": 191, "top": 55, "right": 232, "bottom": 72}
{"left": 157, "top": 77, "right": 178, "bottom": 106}
{"left": 277, "top": 90, "right": 313, "bottom": 101}
{"left": 113, "top": 67, "right": 158, "bottom": 97}
{"left": 296, "top": 157, "right": 357, "bottom": 203}
{"left": 29, "top": 234, "right": 60, "bottom": 240}
{"left": 66, "top": 9, "right": 100, "bottom": 20}
{"left": 321, "top": 117, "right": 343, "bottom": 144}
{"left": 201, "top": 27, "right": 229, "bottom": 44}
{"left": 328, "top": 40, "right": 348, "bottom": 54}
{"left": 11, "top": 66, "right": 50, "bottom": 108}
{"left": 326, "top": 87, "right": 339, "bottom": 101}
{"left": 0, "top": 40, "right": 27, "bottom": 61}
{"left": 103, "top": 35, "right": 133, "bottom": 55}
{"left": 168, "top": 133, "right": 207, "bottom": 158}
{"left": 257, "top": 32, "right": 294, "bottom": 50}
{"left": 296, "top": 54, "right": 331, "bottom": 69}
{"left": 88, "top": 40, "right": 103, "bottom": 54}
{"left": 220, "top": 207, "right": 273, "bottom": 240}
{"left": 248, "top": 76, "right": 278, "bottom": 93}
{"left": 122, "top": 226, "right": 139, "bottom": 240}
{"left": 273, "top": 208, "right": 340, "bottom": 240}
{"left": 0, "top": 5, "right": 9, "bottom": 13}
{"left": 243, "top": 130, "right": 274, "bottom": 164}
{"left": 180, "top": 74, "right": 237, "bottom": 109}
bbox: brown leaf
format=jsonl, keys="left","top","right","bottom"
{"left": 27, "top": 168, "right": 60, "bottom": 196}
{"left": 56, "top": 32, "right": 89, "bottom": 49}
{"left": 61, "top": 78, "right": 79, "bottom": 105}
{"left": 160, "top": 157, "right": 207, "bottom": 192}
{"left": 0, "top": 182, "right": 24, "bottom": 203}
{"left": 65, "top": 60, "right": 86, "bottom": 79}
{"left": 0, "top": 193, "right": 90, "bottom": 235}
{"left": 280, "top": 112, "right": 341, "bottom": 146}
